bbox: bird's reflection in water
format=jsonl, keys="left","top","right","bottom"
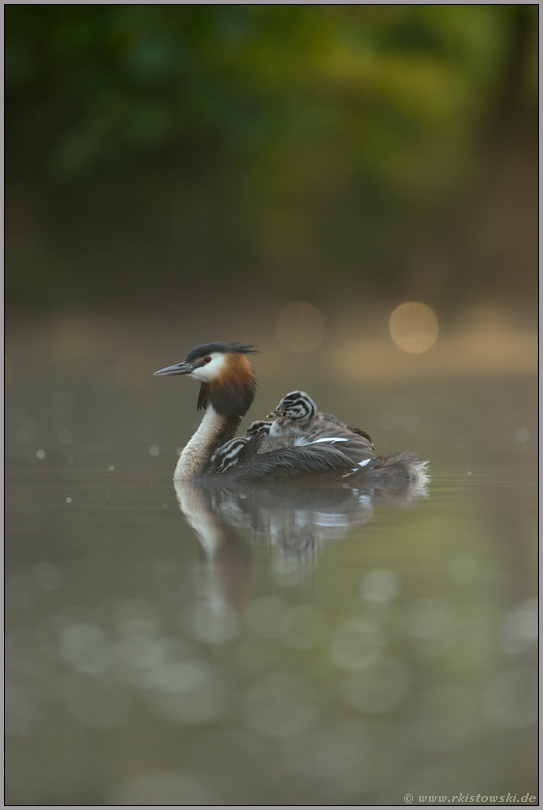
{"left": 174, "top": 477, "right": 428, "bottom": 638}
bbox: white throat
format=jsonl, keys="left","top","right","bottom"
{"left": 174, "top": 406, "right": 225, "bottom": 481}
{"left": 190, "top": 352, "right": 228, "bottom": 383}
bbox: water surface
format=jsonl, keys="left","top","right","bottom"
{"left": 5, "top": 330, "right": 537, "bottom": 805}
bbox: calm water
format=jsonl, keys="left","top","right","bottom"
{"left": 5, "top": 328, "right": 538, "bottom": 806}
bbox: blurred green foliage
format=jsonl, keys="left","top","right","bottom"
{"left": 5, "top": 5, "right": 538, "bottom": 312}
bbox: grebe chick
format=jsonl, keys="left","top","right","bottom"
{"left": 265, "top": 391, "right": 374, "bottom": 451}
{"left": 210, "top": 437, "right": 249, "bottom": 473}
{"left": 245, "top": 420, "right": 272, "bottom": 438}
{"left": 154, "top": 342, "right": 427, "bottom": 483}
{"left": 210, "top": 420, "right": 272, "bottom": 473}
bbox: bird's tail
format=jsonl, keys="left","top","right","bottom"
{"left": 373, "top": 451, "right": 429, "bottom": 478}
{"left": 349, "top": 451, "right": 430, "bottom": 492}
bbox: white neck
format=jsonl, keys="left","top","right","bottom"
{"left": 174, "top": 406, "right": 233, "bottom": 481}
{"left": 174, "top": 481, "right": 224, "bottom": 557}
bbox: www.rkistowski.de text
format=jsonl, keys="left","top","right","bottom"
{"left": 403, "top": 793, "right": 537, "bottom": 805}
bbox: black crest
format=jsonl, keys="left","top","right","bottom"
{"left": 184, "top": 342, "right": 258, "bottom": 363}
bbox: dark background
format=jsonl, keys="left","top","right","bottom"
{"left": 5, "top": 5, "right": 538, "bottom": 318}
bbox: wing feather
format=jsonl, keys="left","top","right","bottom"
{"left": 231, "top": 428, "right": 374, "bottom": 479}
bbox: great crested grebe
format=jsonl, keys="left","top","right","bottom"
{"left": 154, "top": 341, "right": 428, "bottom": 483}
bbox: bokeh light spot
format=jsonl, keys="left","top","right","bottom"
{"left": 60, "top": 623, "right": 113, "bottom": 675}
{"left": 389, "top": 302, "right": 438, "bottom": 353}
{"left": 275, "top": 302, "right": 326, "bottom": 353}
{"left": 146, "top": 640, "right": 226, "bottom": 724}
{"left": 405, "top": 597, "right": 456, "bottom": 656}
{"left": 329, "top": 619, "right": 383, "bottom": 670}
{"left": 501, "top": 599, "right": 538, "bottom": 655}
{"left": 361, "top": 569, "right": 400, "bottom": 603}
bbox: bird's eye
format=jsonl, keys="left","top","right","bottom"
{"left": 203, "top": 356, "right": 212, "bottom": 364}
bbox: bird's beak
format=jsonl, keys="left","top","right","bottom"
{"left": 153, "top": 361, "right": 195, "bottom": 376}
{"left": 267, "top": 405, "right": 285, "bottom": 418}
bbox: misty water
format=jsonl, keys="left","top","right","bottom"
{"left": 5, "top": 326, "right": 538, "bottom": 806}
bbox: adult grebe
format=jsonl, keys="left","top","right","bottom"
{"left": 154, "top": 341, "right": 428, "bottom": 483}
